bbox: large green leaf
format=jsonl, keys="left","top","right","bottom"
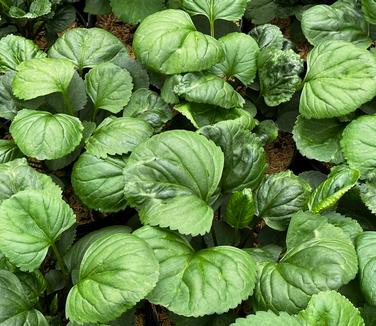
{"left": 10, "top": 109, "right": 84, "bottom": 160}
{"left": 293, "top": 115, "right": 345, "bottom": 164}
{"left": 48, "top": 28, "right": 127, "bottom": 70}
{"left": 0, "top": 35, "right": 46, "bottom": 73}
{"left": 0, "top": 140, "right": 23, "bottom": 163}
{"left": 123, "top": 130, "right": 224, "bottom": 236}
{"left": 359, "top": 179, "right": 376, "bottom": 214}
{"left": 225, "top": 189, "right": 255, "bottom": 229}
{"left": 9, "top": 0, "right": 51, "bottom": 18}
{"left": 255, "top": 171, "right": 311, "bottom": 231}
{"left": 362, "top": 0, "right": 376, "bottom": 23}
{"left": 174, "top": 73, "right": 244, "bottom": 109}
{"left": 300, "top": 41, "right": 376, "bottom": 119}
{"left": 210, "top": 32, "right": 259, "bottom": 86}
{"left": 249, "top": 24, "right": 284, "bottom": 50}
{"left": 199, "top": 119, "right": 266, "bottom": 192}
{"left": 12, "top": 58, "right": 75, "bottom": 100}
{"left": 66, "top": 233, "right": 159, "bottom": 324}
{"left": 254, "top": 211, "right": 358, "bottom": 313}
{"left": 258, "top": 48, "right": 303, "bottom": 107}
{"left": 85, "top": 62, "right": 133, "bottom": 114}
{"left": 308, "top": 165, "right": 360, "bottom": 214}
{"left": 133, "top": 9, "right": 223, "bottom": 74}
{"left": 85, "top": 117, "right": 153, "bottom": 159}
{"left": 341, "top": 115, "right": 376, "bottom": 180}
{"left": 0, "top": 270, "right": 48, "bottom": 325}
{"left": 301, "top": 1, "right": 371, "bottom": 48}
{"left": 0, "top": 189, "right": 76, "bottom": 271}
{"left": 134, "top": 226, "right": 256, "bottom": 317}
{"left": 72, "top": 153, "right": 128, "bottom": 212}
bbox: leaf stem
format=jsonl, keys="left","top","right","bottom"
{"left": 209, "top": 18, "right": 215, "bottom": 38}
{"left": 51, "top": 243, "right": 69, "bottom": 279}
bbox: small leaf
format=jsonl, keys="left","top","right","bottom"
{"left": 0, "top": 139, "right": 23, "bottom": 163}
{"left": 225, "top": 189, "right": 255, "bottom": 229}
{"left": 249, "top": 24, "right": 284, "bottom": 50}
{"left": 10, "top": 109, "right": 84, "bottom": 160}
{"left": 66, "top": 233, "right": 159, "bottom": 324}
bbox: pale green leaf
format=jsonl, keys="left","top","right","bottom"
{"left": 231, "top": 311, "right": 301, "bottom": 326}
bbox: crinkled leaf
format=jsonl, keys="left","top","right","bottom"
{"left": 85, "top": 117, "right": 153, "bottom": 158}
{"left": 255, "top": 171, "right": 311, "bottom": 231}
{"left": 0, "top": 140, "right": 23, "bottom": 163}
{"left": 174, "top": 73, "right": 244, "bottom": 109}
{"left": 211, "top": 32, "right": 259, "bottom": 86}
{"left": 85, "top": 62, "right": 133, "bottom": 114}
{"left": 293, "top": 115, "right": 345, "bottom": 164}
{"left": 249, "top": 24, "right": 284, "bottom": 50}
{"left": 225, "top": 189, "right": 255, "bottom": 229}
{"left": 300, "top": 41, "right": 376, "bottom": 119}
{"left": 134, "top": 226, "right": 257, "bottom": 317}
{"left": 48, "top": 28, "right": 128, "bottom": 70}
{"left": 9, "top": 0, "right": 51, "bottom": 18}
{"left": 123, "top": 88, "right": 172, "bottom": 132}
{"left": 12, "top": 58, "right": 75, "bottom": 100}
{"left": 133, "top": 9, "right": 223, "bottom": 74}
{"left": 72, "top": 153, "right": 128, "bottom": 212}
{"left": 0, "top": 35, "right": 46, "bottom": 73}
{"left": 324, "top": 211, "right": 363, "bottom": 242}
{"left": 308, "top": 165, "right": 359, "bottom": 214}
{"left": 124, "top": 130, "right": 224, "bottom": 236}
{"left": 10, "top": 109, "right": 84, "bottom": 160}
{"left": 66, "top": 233, "right": 159, "bottom": 324}
{"left": 359, "top": 179, "right": 376, "bottom": 214}
{"left": 258, "top": 48, "right": 303, "bottom": 107}
{"left": 0, "top": 189, "right": 76, "bottom": 271}
{"left": 362, "top": 0, "right": 376, "bottom": 24}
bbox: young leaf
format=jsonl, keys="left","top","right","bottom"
{"left": 123, "top": 130, "right": 224, "bottom": 236}
{"left": 341, "top": 115, "right": 376, "bottom": 180}
{"left": 12, "top": 58, "right": 75, "bottom": 100}
{"left": 10, "top": 109, "right": 84, "bottom": 160}
{"left": 0, "top": 270, "right": 48, "bottom": 325}
{"left": 66, "top": 233, "right": 159, "bottom": 324}
{"left": 85, "top": 117, "right": 153, "bottom": 158}
{"left": 249, "top": 24, "right": 284, "bottom": 50}
{"left": 0, "top": 139, "right": 23, "bottom": 163}
{"left": 258, "top": 48, "right": 303, "bottom": 107}
{"left": 255, "top": 171, "right": 311, "bottom": 231}
{"left": 48, "top": 28, "right": 127, "bottom": 70}
{"left": 71, "top": 153, "right": 128, "bottom": 212}
{"left": 0, "top": 35, "right": 46, "bottom": 73}
{"left": 359, "top": 179, "right": 376, "bottom": 214}
{"left": 133, "top": 9, "right": 223, "bottom": 74}
{"left": 300, "top": 41, "right": 376, "bottom": 119}
{"left": 302, "top": 1, "right": 371, "bottom": 48}
{"left": 85, "top": 62, "right": 133, "bottom": 114}
{"left": 308, "top": 165, "right": 360, "bottom": 214}
{"left": 293, "top": 115, "right": 345, "bottom": 164}
{"left": 134, "top": 226, "right": 257, "bottom": 317}
{"left": 225, "top": 189, "right": 255, "bottom": 229}
{"left": 0, "top": 189, "right": 76, "bottom": 271}
{"left": 210, "top": 32, "right": 259, "bottom": 86}
{"left": 362, "top": 0, "right": 376, "bottom": 24}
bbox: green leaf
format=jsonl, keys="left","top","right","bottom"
{"left": 299, "top": 170, "right": 326, "bottom": 190}
{"left": 302, "top": 1, "right": 371, "bottom": 48}
{"left": 362, "top": 0, "right": 376, "bottom": 24}
{"left": 254, "top": 211, "right": 358, "bottom": 313}
{"left": 16, "top": 270, "right": 47, "bottom": 305}
{"left": 244, "top": 245, "right": 282, "bottom": 264}
{"left": 123, "top": 88, "right": 172, "bottom": 132}
{"left": 199, "top": 120, "right": 266, "bottom": 192}
{"left": 258, "top": 48, "right": 303, "bottom": 107}
{"left": 85, "top": 62, "right": 133, "bottom": 114}
{"left": 231, "top": 311, "right": 301, "bottom": 326}
{"left": 182, "top": 0, "right": 248, "bottom": 22}
{"left": 341, "top": 115, "right": 376, "bottom": 180}
{"left": 133, "top": 9, "right": 223, "bottom": 74}
{"left": 249, "top": 24, "right": 284, "bottom": 50}
{"left": 244, "top": 0, "right": 277, "bottom": 25}
{"left": 225, "top": 189, "right": 255, "bottom": 229}
{"left": 9, "top": 0, "right": 51, "bottom": 18}
{"left": 84, "top": 0, "right": 112, "bottom": 15}
{"left": 0, "top": 189, "right": 76, "bottom": 271}
{"left": 210, "top": 32, "right": 259, "bottom": 86}
{"left": 0, "top": 35, "right": 46, "bottom": 73}
{"left": 255, "top": 171, "right": 311, "bottom": 231}
{"left": 124, "top": 130, "right": 224, "bottom": 236}
{"left": 0, "top": 270, "right": 48, "bottom": 325}
{"left": 10, "top": 109, "right": 84, "bottom": 160}
{"left": 308, "top": 165, "right": 360, "bottom": 214}
{"left": 0, "top": 140, "right": 23, "bottom": 163}
{"left": 169, "top": 312, "right": 236, "bottom": 326}
{"left": 12, "top": 58, "right": 75, "bottom": 100}
{"left": 48, "top": 28, "right": 128, "bottom": 70}
{"left": 66, "top": 233, "right": 159, "bottom": 324}
{"left": 300, "top": 41, "right": 376, "bottom": 119}
{"left": 253, "top": 120, "right": 278, "bottom": 145}
{"left": 174, "top": 73, "right": 244, "bottom": 109}
{"left": 293, "top": 115, "right": 345, "bottom": 164}
{"left": 357, "top": 232, "right": 376, "bottom": 305}
{"left": 72, "top": 153, "right": 128, "bottom": 212}
{"left": 85, "top": 117, "right": 153, "bottom": 159}
{"left": 324, "top": 211, "right": 363, "bottom": 242}
{"left": 134, "top": 225, "right": 257, "bottom": 317}
{"left": 0, "top": 158, "right": 62, "bottom": 204}
{"left": 46, "top": 5, "right": 76, "bottom": 35}
{"left": 359, "top": 179, "right": 376, "bottom": 214}
{"left": 110, "top": 0, "right": 165, "bottom": 24}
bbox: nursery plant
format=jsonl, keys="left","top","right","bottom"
{"left": 0, "top": 0, "right": 376, "bottom": 325}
